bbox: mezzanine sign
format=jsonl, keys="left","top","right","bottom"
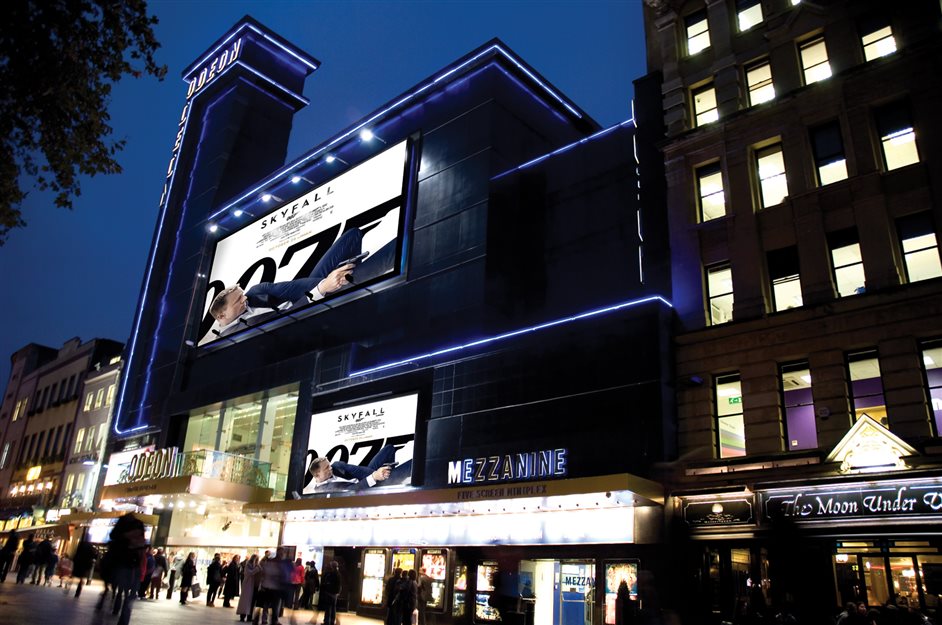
{"left": 447, "top": 448, "right": 568, "bottom": 486}
{"left": 763, "top": 480, "right": 942, "bottom": 522}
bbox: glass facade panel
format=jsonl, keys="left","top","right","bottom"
{"left": 862, "top": 556, "right": 890, "bottom": 607}
{"left": 716, "top": 374, "right": 745, "bottom": 458}
{"left": 184, "top": 407, "right": 222, "bottom": 452}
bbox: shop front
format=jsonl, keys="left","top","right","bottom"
{"left": 674, "top": 416, "right": 942, "bottom": 621}
{"left": 249, "top": 472, "right": 665, "bottom": 625}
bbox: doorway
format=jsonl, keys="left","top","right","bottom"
{"left": 519, "top": 560, "right": 595, "bottom": 625}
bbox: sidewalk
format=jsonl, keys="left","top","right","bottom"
{"left": 0, "top": 579, "right": 385, "bottom": 625}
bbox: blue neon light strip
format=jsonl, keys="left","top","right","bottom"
{"left": 233, "top": 60, "right": 311, "bottom": 106}
{"left": 207, "top": 43, "right": 584, "bottom": 222}
{"left": 491, "top": 119, "right": 635, "bottom": 181}
{"left": 184, "top": 21, "right": 317, "bottom": 82}
{"left": 348, "top": 295, "right": 672, "bottom": 378}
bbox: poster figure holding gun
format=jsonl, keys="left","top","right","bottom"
{"left": 304, "top": 444, "right": 410, "bottom": 493}
{"left": 209, "top": 228, "right": 396, "bottom": 337}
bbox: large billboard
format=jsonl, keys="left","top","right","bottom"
{"left": 300, "top": 393, "right": 418, "bottom": 495}
{"left": 197, "top": 140, "right": 411, "bottom": 345}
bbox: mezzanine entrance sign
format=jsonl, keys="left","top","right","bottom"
{"left": 762, "top": 479, "right": 942, "bottom": 522}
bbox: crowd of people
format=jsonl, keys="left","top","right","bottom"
{"left": 0, "top": 514, "right": 346, "bottom": 625}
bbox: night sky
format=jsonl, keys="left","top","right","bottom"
{"left": 0, "top": 1, "right": 647, "bottom": 388}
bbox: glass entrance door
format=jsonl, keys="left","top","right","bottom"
{"left": 557, "top": 561, "right": 595, "bottom": 625}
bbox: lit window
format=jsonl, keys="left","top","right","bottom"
{"left": 810, "top": 121, "right": 848, "bottom": 186}
{"left": 828, "top": 229, "right": 866, "bottom": 297}
{"left": 897, "top": 213, "right": 942, "bottom": 283}
{"left": 73, "top": 428, "right": 85, "bottom": 455}
{"left": 848, "top": 351, "right": 887, "bottom": 427}
{"left": 692, "top": 83, "right": 718, "bottom": 126}
{"left": 95, "top": 388, "right": 104, "bottom": 409}
{"left": 745, "top": 60, "right": 774, "bottom": 106}
{"left": 876, "top": 101, "right": 919, "bottom": 171}
{"left": 65, "top": 473, "right": 75, "bottom": 494}
{"left": 781, "top": 362, "right": 817, "bottom": 450}
{"left": 75, "top": 473, "right": 85, "bottom": 493}
{"left": 85, "top": 428, "right": 95, "bottom": 452}
{"left": 799, "top": 37, "right": 831, "bottom": 84}
{"left": 98, "top": 423, "right": 107, "bottom": 448}
{"left": 697, "top": 163, "right": 726, "bottom": 221}
{"left": 737, "top": 0, "right": 763, "bottom": 32}
{"left": 686, "top": 11, "right": 711, "bottom": 55}
{"left": 12, "top": 398, "right": 26, "bottom": 422}
{"left": 768, "top": 246, "right": 803, "bottom": 311}
{"left": 84, "top": 392, "right": 94, "bottom": 412}
{"left": 755, "top": 143, "right": 788, "bottom": 208}
{"left": 106, "top": 383, "right": 116, "bottom": 406}
{"left": 0, "top": 443, "right": 9, "bottom": 470}
{"left": 716, "top": 374, "right": 746, "bottom": 458}
{"left": 921, "top": 340, "right": 942, "bottom": 435}
{"left": 862, "top": 22, "right": 896, "bottom": 62}
{"left": 707, "top": 264, "right": 734, "bottom": 325}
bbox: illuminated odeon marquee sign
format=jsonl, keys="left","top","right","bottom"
{"left": 186, "top": 37, "right": 242, "bottom": 99}
{"left": 763, "top": 479, "right": 942, "bottom": 521}
{"left": 119, "top": 447, "right": 180, "bottom": 483}
{"left": 447, "top": 448, "right": 568, "bottom": 486}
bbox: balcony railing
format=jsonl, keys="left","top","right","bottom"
{"left": 117, "top": 449, "right": 270, "bottom": 489}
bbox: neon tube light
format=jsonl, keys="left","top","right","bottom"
{"left": 348, "top": 295, "right": 672, "bottom": 378}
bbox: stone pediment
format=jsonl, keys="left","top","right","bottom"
{"left": 825, "top": 414, "right": 918, "bottom": 474}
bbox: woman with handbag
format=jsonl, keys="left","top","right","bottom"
{"left": 179, "top": 552, "right": 197, "bottom": 605}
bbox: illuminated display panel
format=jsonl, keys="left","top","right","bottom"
{"left": 603, "top": 561, "right": 639, "bottom": 624}
{"left": 361, "top": 549, "right": 387, "bottom": 605}
{"left": 423, "top": 549, "right": 448, "bottom": 609}
{"left": 300, "top": 393, "right": 417, "bottom": 496}
{"left": 393, "top": 548, "right": 417, "bottom": 572}
{"left": 197, "top": 139, "right": 411, "bottom": 346}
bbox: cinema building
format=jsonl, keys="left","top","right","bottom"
{"left": 103, "top": 16, "right": 678, "bottom": 621}
{"left": 640, "top": 0, "right": 942, "bottom": 620}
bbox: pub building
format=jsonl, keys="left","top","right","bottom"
{"left": 106, "top": 15, "right": 677, "bottom": 623}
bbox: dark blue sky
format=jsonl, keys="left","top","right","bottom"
{"left": 0, "top": 1, "right": 647, "bottom": 387}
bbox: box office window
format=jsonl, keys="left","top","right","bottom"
{"left": 716, "top": 374, "right": 746, "bottom": 458}
{"left": 861, "top": 18, "right": 897, "bottom": 62}
{"left": 768, "top": 246, "right": 803, "bottom": 311}
{"left": 848, "top": 351, "right": 887, "bottom": 428}
{"left": 877, "top": 101, "right": 920, "bottom": 171}
{"left": 811, "top": 121, "right": 848, "bottom": 186}
{"left": 829, "top": 229, "right": 866, "bottom": 297}
{"left": 897, "top": 213, "right": 942, "bottom": 283}
{"left": 922, "top": 340, "right": 942, "bottom": 436}
{"left": 706, "top": 264, "right": 734, "bottom": 325}
{"left": 686, "top": 10, "right": 711, "bottom": 55}
{"left": 745, "top": 59, "right": 775, "bottom": 106}
{"left": 781, "top": 362, "right": 817, "bottom": 450}
{"left": 693, "top": 83, "right": 719, "bottom": 126}
{"left": 755, "top": 143, "right": 788, "bottom": 208}
{"left": 697, "top": 162, "right": 726, "bottom": 221}
{"left": 800, "top": 36, "right": 831, "bottom": 85}
{"left": 737, "top": 0, "right": 763, "bottom": 32}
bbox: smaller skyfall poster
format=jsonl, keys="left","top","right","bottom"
{"left": 301, "top": 393, "right": 417, "bottom": 495}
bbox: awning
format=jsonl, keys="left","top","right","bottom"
{"left": 100, "top": 475, "right": 273, "bottom": 504}
{"left": 0, "top": 522, "right": 70, "bottom": 539}
{"left": 245, "top": 472, "right": 664, "bottom": 519}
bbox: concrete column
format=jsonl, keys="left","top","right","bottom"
{"left": 742, "top": 361, "right": 784, "bottom": 455}
{"left": 880, "top": 337, "right": 934, "bottom": 440}
{"left": 809, "top": 349, "right": 852, "bottom": 451}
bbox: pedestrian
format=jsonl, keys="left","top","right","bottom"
{"left": 72, "top": 536, "right": 97, "bottom": 598}
{"left": 149, "top": 547, "right": 167, "bottom": 599}
{"left": 385, "top": 569, "right": 403, "bottom": 625}
{"left": 16, "top": 533, "right": 36, "bottom": 584}
{"left": 179, "top": 552, "right": 197, "bottom": 605}
{"left": 138, "top": 546, "right": 155, "bottom": 598}
{"left": 167, "top": 550, "right": 183, "bottom": 599}
{"left": 44, "top": 548, "right": 59, "bottom": 586}
{"left": 57, "top": 552, "right": 73, "bottom": 588}
{"left": 417, "top": 567, "right": 433, "bottom": 625}
{"left": 0, "top": 529, "right": 19, "bottom": 582}
{"left": 399, "top": 569, "right": 419, "bottom": 625}
{"left": 207, "top": 553, "right": 224, "bottom": 606}
{"left": 321, "top": 560, "right": 343, "bottom": 625}
{"left": 300, "top": 561, "right": 320, "bottom": 611}
{"left": 223, "top": 554, "right": 242, "bottom": 607}
{"left": 106, "top": 513, "right": 147, "bottom": 625}
{"left": 291, "top": 557, "right": 305, "bottom": 609}
{"left": 238, "top": 554, "right": 261, "bottom": 622}
{"left": 257, "top": 548, "right": 290, "bottom": 625}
